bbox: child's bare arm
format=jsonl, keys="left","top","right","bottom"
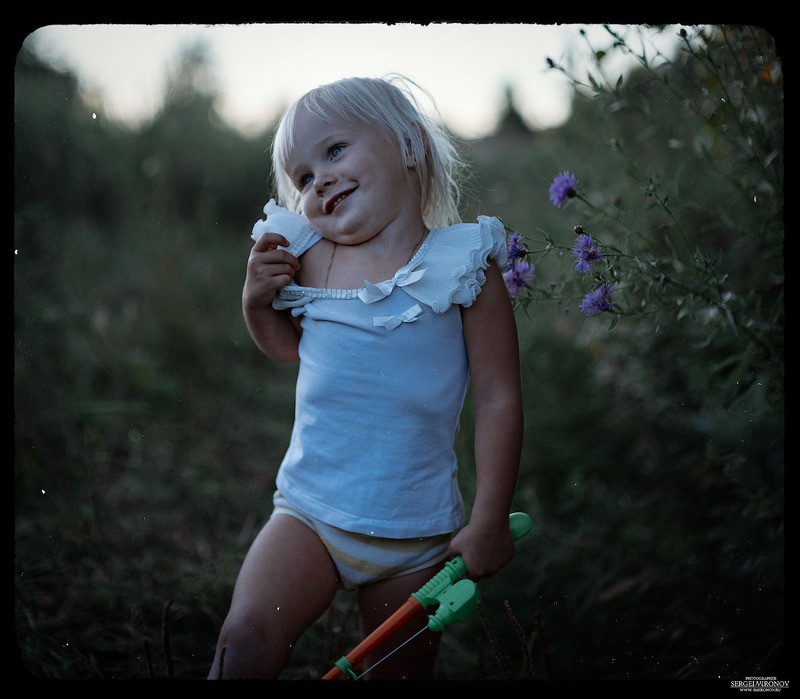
{"left": 452, "top": 261, "right": 524, "bottom": 579}
{"left": 242, "top": 232, "right": 302, "bottom": 362}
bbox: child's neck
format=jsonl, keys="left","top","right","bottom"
{"left": 322, "top": 225, "right": 428, "bottom": 289}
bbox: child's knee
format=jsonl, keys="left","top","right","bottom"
{"left": 213, "top": 609, "right": 293, "bottom": 679}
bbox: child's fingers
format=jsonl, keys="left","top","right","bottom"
{"left": 247, "top": 240, "right": 301, "bottom": 280}
{"left": 253, "top": 231, "right": 290, "bottom": 251}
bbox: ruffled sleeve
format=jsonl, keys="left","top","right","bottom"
{"left": 251, "top": 199, "right": 321, "bottom": 257}
{"left": 360, "top": 215, "right": 507, "bottom": 314}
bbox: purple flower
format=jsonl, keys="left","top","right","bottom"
{"left": 506, "top": 231, "right": 527, "bottom": 268}
{"left": 549, "top": 171, "right": 577, "bottom": 207}
{"left": 571, "top": 233, "right": 604, "bottom": 273}
{"left": 504, "top": 259, "right": 535, "bottom": 298}
{"left": 580, "top": 283, "right": 615, "bottom": 316}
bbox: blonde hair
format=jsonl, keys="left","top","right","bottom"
{"left": 271, "top": 75, "right": 465, "bottom": 229}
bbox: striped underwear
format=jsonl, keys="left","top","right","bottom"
{"left": 271, "top": 490, "right": 453, "bottom": 591}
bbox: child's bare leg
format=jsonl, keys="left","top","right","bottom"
{"left": 208, "top": 514, "right": 338, "bottom": 679}
{"left": 357, "top": 564, "right": 443, "bottom": 680}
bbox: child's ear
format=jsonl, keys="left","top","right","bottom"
{"left": 404, "top": 137, "right": 417, "bottom": 168}
{"left": 404, "top": 128, "right": 427, "bottom": 168}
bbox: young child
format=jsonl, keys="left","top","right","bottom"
{"left": 208, "top": 75, "right": 524, "bottom": 680}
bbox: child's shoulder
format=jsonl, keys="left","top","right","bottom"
{"left": 428, "top": 216, "right": 507, "bottom": 268}
{"left": 406, "top": 216, "right": 507, "bottom": 312}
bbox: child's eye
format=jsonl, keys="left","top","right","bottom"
{"left": 298, "top": 173, "right": 313, "bottom": 189}
{"left": 330, "top": 144, "right": 344, "bottom": 159}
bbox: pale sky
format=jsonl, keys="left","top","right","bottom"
{"left": 23, "top": 23, "right": 682, "bottom": 139}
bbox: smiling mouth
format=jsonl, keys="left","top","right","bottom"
{"left": 325, "top": 190, "right": 353, "bottom": 215}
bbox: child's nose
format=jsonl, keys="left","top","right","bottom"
{"left": 315, "top": 174, "right": 336, "bottom": 196}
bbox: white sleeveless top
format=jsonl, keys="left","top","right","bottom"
{"left": 251, "top": 201, "right": 507, "bottom": 538}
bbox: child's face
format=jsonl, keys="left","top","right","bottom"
{"left": 284, "top": 107, "right": 423, "bottom": 245}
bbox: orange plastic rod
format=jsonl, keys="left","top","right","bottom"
{"left": 322, "top": 597, "right": 424, "bottom": 680}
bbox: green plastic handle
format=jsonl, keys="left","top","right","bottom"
{"left": 427, "top": 579, "right": 479, "bottom": 632}
{"left": 508, "top": 511, "right": 534, "bottom": 541}
{"left": 412, "top": 512, "right": 533, "bottom": 609}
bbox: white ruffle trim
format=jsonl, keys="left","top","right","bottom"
{"left": 399, "top": 215, "right": 507, "bottom": 313}
{"left": 251, "top": 199, "right": 321, "bottom": 256}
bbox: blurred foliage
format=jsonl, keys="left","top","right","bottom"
{"left": 15, "top": 25, "right": 783, "bottom": 682}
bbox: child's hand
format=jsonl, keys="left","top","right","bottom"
{"left": 243, "top": 232, "right": 300, "bottom": 308}
{"left": 448, "top": 520, "right": 514, "bottom": 582}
